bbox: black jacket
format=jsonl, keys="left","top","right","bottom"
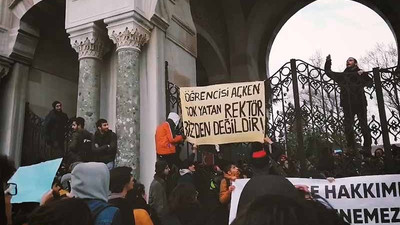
{"left": 92, "top": 130, "right": 117, "bottom": 163}
{"left": 324, "top": 60, "right": 373, "bottom": 109}
{"left": 43, "top": 110, "right": 69, "bottom": 144}
{"left": 149, "top": 175, "right": 169, "bottom": 218}
{"left": 108, "top": 197, "right": 135, "bottom": 225}
{"left": 163, "top": 203, "right": 208, "bottom": 225}
{"left": 67, "top": 129, "right": 93, "bottom": 163}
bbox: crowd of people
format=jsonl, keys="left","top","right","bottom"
{"left": 0, "top": 107, "right": 354, "bottom": 225}
{"left": 1, "top": 54, "right": 399, "bottom": 225}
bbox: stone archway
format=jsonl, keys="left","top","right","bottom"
{"left": 196, "top": 32, "right": 229, "bottom": 85}
{"left": 5, "top": 0, "right": 80, "bottom": 166}
{"left": 243, "top": 0, "right": 399, "bottom": 78}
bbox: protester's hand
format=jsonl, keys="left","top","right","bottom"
{"left": 229, "top": 185, "right": 235, "bottom": 192}
{"left": 264, "top": 136, "right": 273, "bottom": 145}
{"left": 326, "top": 54, "right": 331, "bottom": 61}
{"left": 192, "top": 144, "right": 198, "bottom": 153}
{"left": 182, "top": 134, "right": 187, "bottom": 140}
{"left": 357, "top": 70, "right": 364, "bottom": 75}
{"left": 295, "top": 185, "right": 310, "bottom": 193}
{"left": 327, "top": 177, "right": 335, "bottom": 183}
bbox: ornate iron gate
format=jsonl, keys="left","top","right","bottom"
{"left": 165, "top": 59, "right": 400, "bottom": 174}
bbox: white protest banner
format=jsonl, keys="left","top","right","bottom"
{"left": 180, "top": 81, "right": 265, "bottom": 145}
{"left": 230, "top": 175, "right": 400, "bottom": 225}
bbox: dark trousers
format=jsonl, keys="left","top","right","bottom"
{"left": 343, "top": 104, "right": 371, "bottom": 150}
{"left": 157, "top": 153, "right": 180, "bottom": 169}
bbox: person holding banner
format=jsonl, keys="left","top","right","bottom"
{"left": 218, "top": 163, "right": 241, "bottom": 225}
{"left": 0, "top": 155, "right": 15, "bottom": 225}
{"left": 155, "top": 112, "right": 186, "bottom": 168}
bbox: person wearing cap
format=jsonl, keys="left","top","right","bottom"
{"left": 155, "top": 112, "right": 186, "bottom": 168}
{"left": 43, "top": 100, "right": 69, "bottom": 158}
{"left": 325, "top": 55, "right": 373, "bottom": 154}
{"left": 149, "top": 160, "right": 170, "bottom": 219}
{"left": 251, "top": 142, "right": 269, "bottom": 177}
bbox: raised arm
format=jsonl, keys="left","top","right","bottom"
{"left": 324, "top": 54, "right": 343, "bottom": 82}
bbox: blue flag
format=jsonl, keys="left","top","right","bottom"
{"left": 8, "top": 158, "right": 63, "bottom": 203}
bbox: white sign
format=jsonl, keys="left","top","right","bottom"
{"left": 230, "top": 175, "right": 400, "bottom": 225}
{"left": 180, "top": 81, "right": 266, "bottom": 145}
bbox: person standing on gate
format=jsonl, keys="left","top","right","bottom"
{"left": 155, "top": 112, "right": 186, "bottom": 168}
{"left": 43, "top": 101, "right": 69, "bottom": 158}
{"left": 324, "top": 55, "right": 373, "bottom": 155}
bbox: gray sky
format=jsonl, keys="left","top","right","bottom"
{"left": 269, "top": 0, "right": 397, "bottom": 74}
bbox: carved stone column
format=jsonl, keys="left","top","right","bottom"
{"left": 68, "top": 23, "right": 108, "bottom": 133}
{"left": 105, "top": 12, "right": 151, "bottom": 177}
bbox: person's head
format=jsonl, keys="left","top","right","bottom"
{"left": 374, "top": 148, "right": 384, "bottom": 157}
{"left": 236, "top": 175, "right": 311, "bottom": 225}
{"left": 346, "top": 57, "right": 358, "bottom": 68}
{"left": 127, "top": 181, "right": 146, "bottom": 200}
{"left": 28, "top": 198, "right": 93, "bottom": 225}
{"left": 223, "top": 163, "right": 239, "bottom": 177}
{"left": 169, "top": 183, "right": 198, "bottom": 213}
{"left": 232, "top": 194, "right": 315, "bottom": 225}
{"left": 70, "top": 162, "right": 110, "bottom": 202}
{"left": 52, "top": 101, "right": 62, "bottom": 112}
{"left": 109, "top": 167, "right": 134, "bottom": 194}
{"left": 251, "top": 142, "right": 268, "bottom": 170}
{"left": 71, "top": 117, "right": 85, "bottom": 131}
{"left": 181, "top": 159, "right": 195, "bottom": 172}
{"left": 155, "top": 160, "right": 170, "bottom": 177}
{"left": 96, "top": 119, "right": 109, "bottom": 133}
{"left": 167, "top": 112, "right": 180, "bottom": 127}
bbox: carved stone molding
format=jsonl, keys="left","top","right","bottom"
{"left": 105, "top": 11, "right": 152, "bottom": 52}
{"left": 109, "top": 27, "right": 149, "bottom": 51}
{"left": 73, "top": 37, "right": 105, "bottom": 60}
{"left": 0, "top": 64, "right": 10, "bottom": 79}
{"left": 67, "top": 22, "right": 109, "bottom": 60}
{"left": 0, "top": 56, "right": 12, "bottom": 79}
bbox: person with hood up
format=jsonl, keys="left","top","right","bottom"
{"left": 70, "top": 162, "right": 121, "bottom": 225}
{"left": 155, "top": 112, "right": 185, "bottom": 168}
{"left": 149, "top": 160, "right": 170, "bottom": 220}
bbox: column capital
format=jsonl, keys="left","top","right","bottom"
{"left": 67, "top": 22, "right": 109, "bottom": 60}
{"left": 105, "top": 11, "right": 152, "bottom": 52}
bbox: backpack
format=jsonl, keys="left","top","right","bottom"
{"left": 86, "top": 199, "right": 120, "bottom": 225}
